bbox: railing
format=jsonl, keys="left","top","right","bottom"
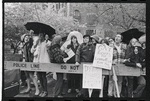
{"left": 4, "top": 61, "right": 145, "bottom": 76}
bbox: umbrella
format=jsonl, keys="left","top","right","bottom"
{"left": 120, "top": 28, "right": 145, "bottom": 44}
{"left": 24, "top": 22, "right": 55, "bottom": 38}
{"left": 61, "top": 31, "right": 83, "bottom": 51}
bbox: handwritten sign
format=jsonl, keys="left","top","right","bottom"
{"left": 93, "top": 44, "right": 113, "bottom": 70}
{"left": 83, "top": 64, "right": 102, "bottom": 89}
{"left": 63, "top": 49, "right": 75, "bottom": 62}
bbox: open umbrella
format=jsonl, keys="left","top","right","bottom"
{"left": 24, "top": 22, "right": 55, "bottom": 38}
{"left": 121, "top": 28, "right": 145, "bottom": 45}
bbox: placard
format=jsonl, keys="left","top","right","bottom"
{"left": 83, "top": 64, "right": 102, "bottom": 89}
{"left": 63, "top": 49, "right": 75, "bottom": 62}
{"left": 93, "top": 44, "right": 113, "bottom": 70}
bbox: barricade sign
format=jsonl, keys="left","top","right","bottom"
{"left": 4, "top": 61, "right": 143, "bottom": 76}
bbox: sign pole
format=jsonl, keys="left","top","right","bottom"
{"left": 99, "top": 76, "right": 105, "bottom": 97}
{"left": 112, "top": 65, "right": 120, "bottom": 97}
{"left": 88, "top": 88, "right": 93, "bottom": 97}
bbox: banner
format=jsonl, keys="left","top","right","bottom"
{"left": 83, "top": 64, "right": 102, "bottom": 89}
{"left": 93, "top": 44, "right": 113, "bottom": 70}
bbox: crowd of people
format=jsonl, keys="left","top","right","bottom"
{"left": 19, "top": 29, "right": 146, "bottom": 98}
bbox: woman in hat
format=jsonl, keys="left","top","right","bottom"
{"left": 65, "top": 35, "right": 80, "bottom": 94}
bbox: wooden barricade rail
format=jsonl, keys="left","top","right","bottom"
{"left": 4, "top": 61, "right": 145, "bottom": 76}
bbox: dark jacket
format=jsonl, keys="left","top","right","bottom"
{"left": 66, "top": 43, "right": 79, "bottom": 64}
{"left": 125, "top": 45, "right": 134, "bottom": 59}
{"left": 76, "top": 42, "right": 95, "bottom": 63}
{"left": 49, "top": 44, "right": 68, "bottom": 63}
{"left": 125, "top": 49, "right": 145, "bottom": 68}
{"left": 23, "top": 38, "right": 33, "bottom": 62}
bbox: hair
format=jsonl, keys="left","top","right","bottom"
{"left": 131, "top": 46, "right": 143, "bottom": 58}
{"left": 128, "top": 38, "right": 138, "bottom": 46}
{"left": 23, "top": 34, "right": 29, "bottom": 42}
{"left": 116, "top": 34, "right": 123, "bottom": 40}
{"left": 100, "top": 39, "right": 109, "bottom": 45}
{"left": 71, "top": 35, "right": 79, "bottom": 44}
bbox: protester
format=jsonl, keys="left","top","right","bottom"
{"left": 107, "top": 34, "right": 126, "bottom": 97}
{"left": 21, "top": 32, "right": 40, "bottom": 96}
{"left": 108, "top": 38, "right": 115, "bottom": 45}
{"left": 75, "top": 34, "right": 96, "bottom": 97}
{"left": 45, "top": 34, "right": 51, "bottom": 49}
{"left": 91, "top": 35, "right": 99, "bottom": 45}
{"left": 124, "top": 42, "right": 146, "bottom": 97}
{"left": 124, "top": 38, "right": 138, "bottom": 97}
{"left": 49, "top": 35, "right": 68, "bottom": 97}
{"left": 31, "top": 33, "right": 50, "bottom": 97}
{"left": 99, "top": 38, "right": 110, "bottom": 97}
{"left": 65, "top": 35, "right": 80, "bottom": 94}
{"left": 100, "top": 38, "right": 109, "bottom": 45}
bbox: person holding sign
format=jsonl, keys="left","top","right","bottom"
{"left": 75, "top": 34, "right": 96, "bottom": 97}
{"left": 49, "top": 35, "right": 68, "bottom": 97}
{"left": 66, "top": 35, "right": 81, "bottom": 94}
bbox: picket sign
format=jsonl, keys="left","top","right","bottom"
{"left": 82, "top": 64, "right": 102, "bottom": 97}
{"left": 93, "top": 44, "right": 113, "bottom": 70}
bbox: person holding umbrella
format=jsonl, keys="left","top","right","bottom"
{"left": 31, "top": 32, "right": 50, "bottom": 97}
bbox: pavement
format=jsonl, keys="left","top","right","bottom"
{"left": 15, "top": 78, "right": 77, "bottom": 97}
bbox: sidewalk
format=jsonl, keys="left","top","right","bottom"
{"left": 15, "top": 78, "right": 76, "bottom": 97}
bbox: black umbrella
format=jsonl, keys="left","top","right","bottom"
{"left": 120, "top": 28, "right": 145, "bottom": 44}
{"left": 24, "top": 22, "right": 55, "bottom": 38}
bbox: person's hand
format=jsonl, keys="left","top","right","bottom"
{"left": 142, "top": 68, "right": 146, "bottom": 74}
{"left": 136, "top": 63, "right": 142, "bottom": 68}
{"left": 122, "top": 59, "right": 126, "bottom": 63}
{"left": 75, "top": 62, "right": 80, "bottom": 65}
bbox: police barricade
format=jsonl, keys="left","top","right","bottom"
{"left": 4, "top": 61, "right": 145, "bottom": 76}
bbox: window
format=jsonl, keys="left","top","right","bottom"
{"left": 74, "top": 10, "right": 80, "bottom": 17}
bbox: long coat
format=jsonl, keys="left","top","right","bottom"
{"left": 22, "top": 38, "right": 33, "bottom": 62}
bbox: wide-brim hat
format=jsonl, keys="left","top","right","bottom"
{"left": 91, "top": 35, "right": 99, "bottom": 43}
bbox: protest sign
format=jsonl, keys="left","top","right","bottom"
{"left": 93, "top": 44, "right": 113, "bottom": 70}
{"left": 63, "top": 48, "right": 75, "bottom": 62}
{"left": 83, "top": 64, "right": 102, "bottom": 89}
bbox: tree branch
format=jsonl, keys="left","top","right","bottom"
{"left": 34, "top": 4, "right": 40, "bottom": 21}
{"left": 120, "top": 4, "right": 128, "bottom": 30}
